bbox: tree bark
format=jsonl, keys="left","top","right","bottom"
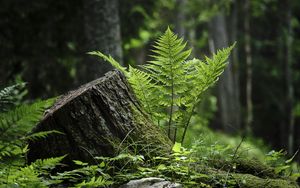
{"left": 229, "top": 0, "right": 241, "bottom": 133}
{"left": 209, "top": 11, "right": 240, "bottom": 133}
{"left": 27, "top": 70, "right": 172, "bottom": 167}
{"left": 175, "top": 0, "right": 187, "bottom": 38}
{"left": 244, "top": 0, "right": 253, "bottom": 135}
{"left": 77, "top": 0, "right": 123, "bottom": 85}
{"left": 284, "top": 0, "right": 295, "bottom": 154}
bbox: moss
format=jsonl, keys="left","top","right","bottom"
{"left": 232, "top": 173, "right": 298, "bottom": 188}
{"left": 209, "top": 158, "right": 278, "bottom": 179}
{"left": 120, "top": 104, "right": 172, "bottom": 157}
{"left": 199, "top": 167, "right": 299, "bottom": 188}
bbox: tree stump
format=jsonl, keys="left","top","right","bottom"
{"left": 27, "top": 70, "right": 172, "bottom": 167}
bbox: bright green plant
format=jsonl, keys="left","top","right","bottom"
{"left": 0, "top": 156, "right": 65, "bottom": 187}
{"left": 265, "top": 149, "right": 300, "bottom": 177}
{"left": 89, "top": 27, "right": 233, "bottom": 144}
{"left": 0, "top": 98, "right": 56, "bottom": 160}
{"left": 0, "top": 84, "right": 63, "bottom": 187}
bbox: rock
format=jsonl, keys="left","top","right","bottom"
{"left": 119, "top": 177, "right": 182, "bottom": 188}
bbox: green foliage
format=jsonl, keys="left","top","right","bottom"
{"left": 87, "top": 51, "right": 127, "bottom": 74}
{"left": 0, "top": 82, "right": 296, "bottom": 187}
{"left": 24, "top": 130, "right": 64, "bottom": 142}
{"left": 0, "top": 84, "right": 64, "bottom": 187}
{"left": 0, "top": 83, "right": 27, "bottom": 112}
{"left": 0, "top": 156, "right": 65, "bottom": 187}
{"left": 265, "top": 150, "right": 300, "bottom": 177}
{"left": 75, "top": 176, "right": 112, "bottom": 188}
{"left": 90, "top": 28, "right": 233, "bottom": 144}
{"left": 0, "top": 98, "right": 56, "bottom": 159}
{"left": 47, "top": 153, "right": 144, "bottom": 187}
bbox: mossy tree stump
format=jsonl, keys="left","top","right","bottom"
{"left": 27, "top": 70, "right": 172, "bottom": 166}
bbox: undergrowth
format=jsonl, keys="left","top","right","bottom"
{"left": 0, "top": 28, "right": 299, "bottom": 187}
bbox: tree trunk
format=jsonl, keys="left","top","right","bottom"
{"left": 229, "top": 0, "right": 241, "bottom": 133}
{"left": 284, "top": 0, "right": 294, "bottom": 154}
{"left": 27, "top": 70, "right": 172, "bottom": 167}
{"left": 77, "top": 0, "right": 123, "bottom": 85}
{"left": 174, "top": 0, "right": 186, "bottom": 38}
{"left": 244, "top": 0, "right": 253, "bottom": 135}
{"left": 209, "top": 12, "right": 240, "bottom": 133}
{"left": 277, "top": 0, "right": 295, "bottom": 153}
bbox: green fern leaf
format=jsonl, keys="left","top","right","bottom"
{"left": 127, "top": 66, "right": 159, "bottom": 120}
{"left": 87, "top": 51, "right": 127, "bottom": 74}
{"left": 0, "top": 98, "right": 55, "bottom": 159}
{"left": 0, "top": 83, "right": 27, "bottom": 112}
{"left": 23, "top": 130, "right": 64, "bottom": 141}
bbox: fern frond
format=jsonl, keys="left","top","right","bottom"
{"left": 88, "top": 51, "right": 127, "bottom": 75}
{"left": 0, "top": 156, "right": 65, "bottom": 187}
{"left": 179, "top": 45, "right": 234, "bottom": 144}
{"left": 146, "top": 27, "right": 191, "bottom": 89}
{"left": 195, "top": 44, "right": 234, "bottom": 99}
{"left": 31, "top": 155, "right": 66, "bottom": 171}
{"left": 0, "top": 98, "right": 55, "bottom": 139}
{"left": 127, "top": 66, "right": 158, "bottom": 120}
{"left": 0, "top": 83, "right": 27, "bottom": 112}
{"left": 75, "top": 176, "right": 113, "bottom": 187}
{"left": 146, "top": 27, "right": 192, "bottom": 140}
{"left": 0, "top": 98, "right": 55, "bottom": 159}
{"left": 23, "top": 130, "right": 64, "bottom": 141}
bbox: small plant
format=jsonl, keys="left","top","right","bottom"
{"left": 265, "top": 149, "right": 300, "bottom": 177}
{"left": 0, "top": 82, "right": 27, "bottom": 112}
{"left": 89, "top": 27, "right": 233, "bottom": 144}
{"left": 0, "top": 84, "right": 63, "bottom": 187}
{"left": 0, "top": 83, "right": 57, "bottom": 161}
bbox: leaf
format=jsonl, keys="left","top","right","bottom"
{"left": 23, "top": 130, "right": 64, "bottom": 141}
{"left": 156, "top": 164, "right": 167, "bottom": 171}
{"left": 291, "top": 173, "right": 300, "bottom": 179}
{"left": 99, "top": 161, "right": 105, "bottom": 168}
{"left": 274, "top": 165, "right": 290, "bottom": 174}
{"left": 88, "top": 51, "right": 127, "bottom": 74}
{"left": 75, "top": 176, "right": 113, "bottom": 187}
{"left": 73, "top": 160, "right": 88, "bottom": 166}
{"left": 285, "top": 149, "right": 299, "bottom": 164}
{"left": 172, "top": 142, "right": 181, "bottom": 153}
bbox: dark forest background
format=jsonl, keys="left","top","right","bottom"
{"left": 1, "top": 0, "right": 300, "bottom": 160}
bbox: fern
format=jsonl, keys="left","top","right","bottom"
{"left": 88, "top": 51, "right": 127, "bottom": 74}
{"left": 88, "top": 52, "right": 162, "bottom": 122}
{"left": 24, "top": 130, "right": 64, "bottom": 141}
{"left": 0, "top": 83, "right": 27, "bottom": 112}
{"left": 0, "top": 156, "right": 65, "bottom": 187}
{"left": 127, "top": 66, "right": 160, "bottom": 121}
{"left": 0, "top": 98, "right": 56, "bottom": 159}
{"left": 144, "top": 27, "right": 192, "bottom": 139}
{"left": 91, "top": 28, "right": 233, "bottom": 144}
{"left": 75, "top": 176, "right": 113, "bottom": 188}
{"left": 0, "top": 99, "right": 55, "bottom": 140}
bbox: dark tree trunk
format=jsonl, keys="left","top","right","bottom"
{"left": 277, "top": 0, "right": 295, "bottom": 153}
{"left": 284, "top": 0, "right": 294, "bottom": 154}
{"left": 174, "top": 0, "right": 186, "bottom": 38}
{"left": 209, "top": 12, "right": 240, "bottom": 133}
{"left": 77, "top": 0, "right": 123, "bottom": 85}
{"left": 229, "top": 0, "right": 241, "bottom": 133}
{"left": 244, "top": 0, "right": 253, "bottom": 135}
{"left": 27, "top": 70, "right": 172, "bottom": 167}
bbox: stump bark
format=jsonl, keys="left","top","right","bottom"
{"left": 27, "top": 70, "right": 172, "bottom": 166}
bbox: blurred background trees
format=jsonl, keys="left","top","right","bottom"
{"left": 1, "top": 0, "right": 300, "bottom": 160}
